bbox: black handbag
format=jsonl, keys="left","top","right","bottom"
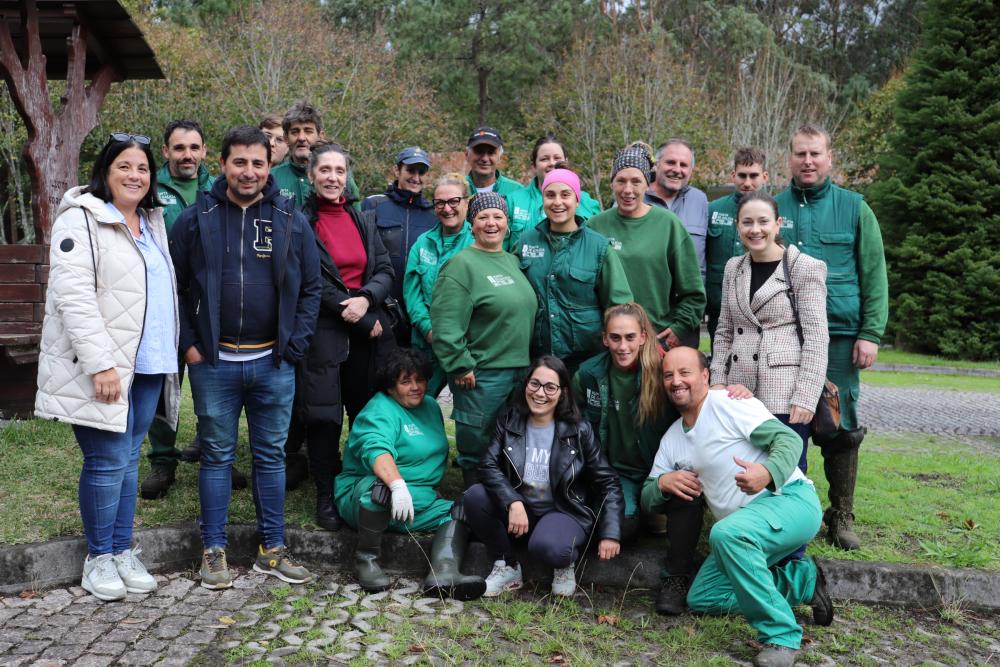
{"left": 783, "top": 251, "right": 842, "bottom": 440}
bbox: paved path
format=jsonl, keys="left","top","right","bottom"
{"left": 2, "top": 568, "right": 999, "bottom": 666}
{"left": 859, "top": 383, "right": 1000, "bottom": 437}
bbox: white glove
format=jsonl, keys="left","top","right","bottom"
{"left": 389, "top": 479, "right": 414, "bottom": 525}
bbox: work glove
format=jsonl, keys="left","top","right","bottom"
{"left": 389, "top": 479, "right": 414, "bottom": 525}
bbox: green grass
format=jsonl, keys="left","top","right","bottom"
{"left": 875, "top": 348, "right": 1000, "bottom": 370}
{"left": 860, "top": 369, "right": 1000, "bottom": 393}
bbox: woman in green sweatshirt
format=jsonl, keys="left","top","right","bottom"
{"left": 588, "top": 147, "right": 706, "bottom": 348}
{"left": 334, "top": 348, "right": 485, "bottom": 599}
{"left": 430, "top": 192, "right": 537, "bottom": 488}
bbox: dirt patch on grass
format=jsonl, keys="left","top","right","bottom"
{"left": 908, "top": 472, "right": 966, "bottom": 488}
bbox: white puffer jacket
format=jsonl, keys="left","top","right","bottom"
{"left": 35, "top": 187, "right": 180, "bottom": 433}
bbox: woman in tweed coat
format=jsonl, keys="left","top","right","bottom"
{"left": 710, "top": 191, "right": 828, "bottom": 473}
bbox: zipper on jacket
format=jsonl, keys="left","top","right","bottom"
{"left": 237, "top": 207, "right": 246, "bottom": 347}
{"left": 566, "top": 446, "right": 597, "bottom": 519}
{"left": 502, "top": 446, "right": 523, "bottom": 489}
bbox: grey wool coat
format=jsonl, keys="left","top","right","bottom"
{"left": 710, "top": 244, "right": 829, "bottom": 415}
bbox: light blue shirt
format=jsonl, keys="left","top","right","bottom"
{"left": 645, "top": 184, "right": 709, "bottom": 280}
{"left": 106, "top": 203, "right": 178, "bottom": 375}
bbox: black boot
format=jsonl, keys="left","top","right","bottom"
{"left": 422, "top": 509, "right": 486, "bottom": 601}
{"left": 285, "top": 451, "right": 309, "bottom": 491}
{"left": 179, "top": 435, "right": 201, "bottom": 463}
{"left": 315, "top": 478, "right": 343, "bottom": 531}
{"left": 355, "top": 507, "right": 391, "bottom": 592}
{"left": 810, "top": 559, "right": 834, "bottom": 626}
{"left": 231, "top": 466, "right": 249, "bottom": 490}
{"left": 140, "top": 466, "right": 175, "bottom": 500}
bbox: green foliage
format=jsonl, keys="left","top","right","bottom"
{"left": 867, "top": 0, "right": 1000, "bottom": 360}
{"left": 839, "top": 74, "right": 906, "bottom": 184}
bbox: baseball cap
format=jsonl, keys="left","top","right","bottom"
{"left": 467, "top": 127, "right": 503, "bottom": 149}
{"left": 396, "top": 146, "right": 431, "bottom": 167}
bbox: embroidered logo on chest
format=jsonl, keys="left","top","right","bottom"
{"left": 403, "top": 423, "right": 423, "bottom": 437}
{"left": 586, "top": 388, "right": 601, "bottom": 408}
{"left": 710, "top": 212, "right": 733, "bottom": 227}
{"left": 607, "top": 238, "right": 623, "bottom": 251}
{"left": 521, "top": 245, "right": 545, "bottom": 259}
{"left": 419, "top": 248, "right": 438, "bottom": 265}
{"left": 486, "top": 274, "right": 515, "bottom": 287}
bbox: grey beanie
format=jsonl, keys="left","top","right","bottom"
{"left": 467, "top": 192, "right": 508, "bottom": 221}
{"left": 611, "top": 147, "right": 653, "bottom": 183}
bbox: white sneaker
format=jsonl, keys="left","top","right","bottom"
{"left": 551, "top": 565, "right": 576, "bottom": 597}
{"left": 113, "top": 547, "right": 157, "bottom": 594}
{"left": 81, "top": 554, "right": 126, "bottom": 601}
{"left": 483, "top": 560, "right": 523, "bottom": 597}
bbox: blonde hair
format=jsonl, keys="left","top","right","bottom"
{"left": 603, "top": 303, "right": 666, "bottom": 425}
{"left": 433, "top": 172, "right": 473, "bottom": 198}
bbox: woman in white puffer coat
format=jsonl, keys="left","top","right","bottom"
{"left": 35, "top": 133, "right": 180, "bottom": 602}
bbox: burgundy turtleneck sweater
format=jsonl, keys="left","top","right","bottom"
{"left": 315, "top": 197, "right": 366, "bottom": 290}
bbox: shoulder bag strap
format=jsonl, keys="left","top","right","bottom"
{"left": 782, "top": 249, "right": 805, "bottom": 347}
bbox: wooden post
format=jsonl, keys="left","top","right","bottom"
{"left": 0, "top": 1, "right": 120, "bottom": 243}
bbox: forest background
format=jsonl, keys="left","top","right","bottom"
{"left": 1, "top": 0, "right": 996, "bottom": 359}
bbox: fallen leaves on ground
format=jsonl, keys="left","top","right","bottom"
{"left": 409, "top": 644, "right": 426, "bottom": 653}
{"left": 596, "top": 614, "right": 618, "bottom": 626}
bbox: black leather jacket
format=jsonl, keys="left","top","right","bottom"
{"left": 479, "top": 409, "right": 624, "bottom": 542}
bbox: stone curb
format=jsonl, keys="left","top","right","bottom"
{"left": 2, "top": 522, "right": 997, "bottom": 611}
{"left": 870, "top": 363, "right": 1000, "bottom": 377}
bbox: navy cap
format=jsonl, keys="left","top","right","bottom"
{"left": 467, "top": 127, "right": 503, "bottom": 148}
{"left": 396, "top": 146, "right": 431, "bottom": 167}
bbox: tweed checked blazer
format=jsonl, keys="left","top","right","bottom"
{"left": 710, "top": 244, "right": 829, "bottom": 415}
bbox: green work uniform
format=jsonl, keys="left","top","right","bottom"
{"left": 402, "top": 222, "right": 474, "bottom": 396}
{"left": 465, "top": 170, "right": 523, "bottom": 199}
{"left": 516, "top": 218, "right": 633, "bottom": 370}
{"left": 588, "top": 206, "right": 706, "bottom": 341}
{"left": 776, "top": 178, "right": 889, "bottom": 432}
{"left": 505, "top": 179, "right": 602, "bottom": 250}
{"left": 146, "top": 162, "right": 215, "bottom": 471}
{"left": 334, "top": 392, "right": 454, "bottom": 533}
{"left": 572, "top": 352, "right": 677, "bottom": 516}
{"left": 430, "top": 247, "right": 537, "bottom": 472}
{"left": 705, "top": 192, "right": 745, "bottom": 344}
{"left": 271, "top": 160, "right": 360, "bottom": 209}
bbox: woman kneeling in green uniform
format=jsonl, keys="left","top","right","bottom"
{"left": 334, "top": 348, "right": 485, "bottom": 599}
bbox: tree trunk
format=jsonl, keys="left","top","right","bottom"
{"left": 0, "top": 1, "right": 119, "bottom": 243}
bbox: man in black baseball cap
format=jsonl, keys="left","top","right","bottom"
{"left": 464, "top": 126, "right": 522, "bottom": 196}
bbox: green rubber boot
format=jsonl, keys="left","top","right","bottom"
{"left": 422, "top": 518, "right": 486, "bottom": 601}
{"left": 355, "top": 507, "right": 391, "bottom": 592}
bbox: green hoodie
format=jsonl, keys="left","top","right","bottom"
{"left": 271, "top": 159, "right": 360, "bottom": 209}
{"left": 775, "top": 178, "right": 888, "bottom": 342}
{"left": 156, "top": 162, "right": 214, "bottom": 231}
{"left": 505, "top": 179, "right": 603, "bottom": 249}
{"left": 465, "top": 170, "right": 523, "bottom": 198}
{"left": 403, "top": 222, "right": 474, "bottom": 349}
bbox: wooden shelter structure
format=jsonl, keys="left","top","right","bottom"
{"left": 0, "top": 0, "right": 162, "bottom": 417}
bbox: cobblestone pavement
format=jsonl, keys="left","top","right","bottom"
{"left": 3, "top": 568, "right": 999, "bottom": 666}
{"left": 859, "top": 383, "right": 1000, "bottom": 437}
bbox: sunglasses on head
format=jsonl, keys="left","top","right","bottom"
{"left": 109, "top": 133, "right": 151, "bottom": 145}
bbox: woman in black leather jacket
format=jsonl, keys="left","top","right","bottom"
{"left": 464, "top": 355, "right": 624, "bottom": 598}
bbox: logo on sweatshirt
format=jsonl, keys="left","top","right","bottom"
{"left": 513, "top": 206, "right": 531, "bottom": 223}
{"left": 253, "top": 219, "right": 273, "bottom": 257}
{"left": 521, "top": 244, "right": 545, "bottom": 259}
{"left": 403, "top": 423, "right": 423, "bottom": 437}
{"left": 486, "top": 274, "right": 515, "bottom": 287}
{"left": 419, "top": 248, "right": 438, "bottom": 265}
{"left": 607, "top": 237, "right": 623, "bottom": 251}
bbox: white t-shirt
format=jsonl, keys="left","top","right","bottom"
{"left": 648, "top": 390, "right": 807, "bottom": 520}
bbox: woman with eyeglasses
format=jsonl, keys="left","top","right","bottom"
{"left": 464, "top": 355, "right": 624, "bottom": 598}
{"left": 515, "top": 167, "right": 633, "bottom": 374}
{"left": 36, "top": 133, "right": 180, "bottom": 601}
{"left": 430, "top": 193, "right": 537, "bottom": 489}
{"left": 402, "top": 173, "right": 474, "bottom": 396}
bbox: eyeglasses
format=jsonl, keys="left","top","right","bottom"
{"left": 433, "top": 197, "right": 465, "bottom": 210}
{"left": 527, "top": 379, "right": 561, "bottom": 396}
{"left": 110, "top": 133, "right": 151, "bottom": 145}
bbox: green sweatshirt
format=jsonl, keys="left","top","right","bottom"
{"left": 156, "top": 162, "right": 214, "bottom": 231}
{"left": 705, "top": 193, "right": 745, "bottom": 338}
{"left": 465, "top": 170, "right": 523, "bottom": 198}
{"left": 775, "top": 178, "right": 889, "bottom": 342}
{"left": 640, "top": 418, "right": 802, "bottom": 514}
{"left": 505, "top": 179, "right": 603, "bottom": 249}
{"left": 588, "top": 206, "right": 706, "bottom": 338}
{"left": 338, "top": 393, "right": 449, "bottom": 490}
{"left": 402, "top": 222, "right": 474, "bottom": 349}
{"left": 271, "top": 160, "right": 360, "bottom": 209}
{"left": 430, "top": 247, "right": 537, "bottom": 375}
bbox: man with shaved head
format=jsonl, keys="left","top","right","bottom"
{"left": 642, "top": 346, "right": 832, "bottom": 667}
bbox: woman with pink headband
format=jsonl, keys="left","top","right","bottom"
{"left": 515, "top": 167, "right": 634, "bottom": 373}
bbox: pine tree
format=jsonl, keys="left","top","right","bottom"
{"left": 867, "top": 0, "right": 1000, "bottom": 359}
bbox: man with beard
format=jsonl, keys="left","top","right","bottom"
{"left": 705, "top": 147, "right": 771, "bottom": 343}
{"left": 645, "top": 139, "right": 709, "bottom": 281}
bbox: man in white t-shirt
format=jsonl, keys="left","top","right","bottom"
{"left": 642, "top": 347, "right": 832, "bottom": 667}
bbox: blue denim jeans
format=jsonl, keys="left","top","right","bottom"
{"left": 188, "top": 356, "right": 294, "bottom": 549}
{"left": 74, "top": 372, "right": 164, "bottom": 557}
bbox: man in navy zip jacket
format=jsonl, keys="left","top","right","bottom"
{"left": 169, "top": 125, "right": 321, "bottom": 590}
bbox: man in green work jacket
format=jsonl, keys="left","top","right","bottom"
{"left": 464, "top": 127, "right": 523, "bottom": 197}
{"left": 775, "top": 124, "right": 889, "bottom": 551}
{"left": 141, "top": 119, "right": 215, "bottom": 500}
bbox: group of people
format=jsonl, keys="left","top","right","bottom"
{"left": 35, "top": 99, "right": 888, "bottom": 667}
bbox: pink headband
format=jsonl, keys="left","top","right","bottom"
{"left": 541, "top": 168, "right": 581, "bottom": 202}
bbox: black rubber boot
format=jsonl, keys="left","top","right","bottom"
{"left": 822, "top": 431, "right": 864, "bottom": 550}
{"left": 140, "top": 466, "right": 175, "bottom": 500}
{"left": 231, "top": 466, "right": 249, "bottom": 490}
{"left": 655, "top": 574, "right": 692, "bottom": 615}
{"left": 422, "top": 514, "right": 486, "bottom": 601}
{"left": 315, "top": 478, "right": 343, "bottom": 531}
{"left": 810, "top": 559, "right": 834, "bottom": 626}
{"left": 355, "top": 507, "right": 391, "bottom": 592}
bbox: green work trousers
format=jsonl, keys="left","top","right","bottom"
{"left": 826, "top": 335, "right": 861, "bottom": 432}
{"left": 336, "top": 475, "right": 453, "bottom": 534}
{"left": 146, "top": 359, "right": 186, "bottom": 470}
{"left": 687, "top": 480, "right": 821, "bottom": 649}
{"left": 449, "top": 368, "right": 520, "bottom": 475}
